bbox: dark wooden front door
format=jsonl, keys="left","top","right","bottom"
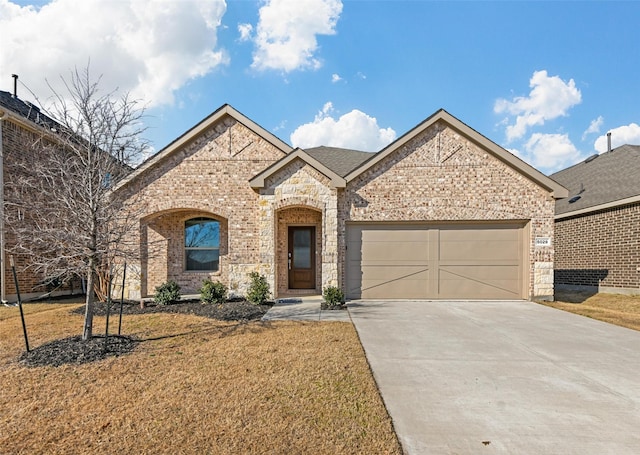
{"left": 288, "top": 226, "right": 316, "bottom": 289}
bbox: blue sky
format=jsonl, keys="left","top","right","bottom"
{"left": 1, "top": 0, "right": 639, "bottom": 174}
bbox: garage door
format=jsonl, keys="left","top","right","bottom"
{"left": 346, "top": 223, "right": 525, "bottom": 300}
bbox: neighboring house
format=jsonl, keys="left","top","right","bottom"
{"left": 115, "top": 104, "right": 567, "bottom": 301}
{"left": 0, "top": 88, "right": 82, "bottom": 302}
{"left": 551, "top": 144, "right": 640, "bottom": 295}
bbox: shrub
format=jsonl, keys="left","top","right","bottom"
{"left": 246, "top": 272, "right": 270, "bottom": 305}
{"left": 200, "top": 279, "right": 228, "bottom": 305}
{"left": 323, "top": 285, "right": 345, "bottom": 308}
{"left": 154, "top": 280, "right": 181, "bottom": 305}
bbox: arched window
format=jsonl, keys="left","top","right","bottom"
{"left": 185, "top": 218, "right": 220, "bottom": 271}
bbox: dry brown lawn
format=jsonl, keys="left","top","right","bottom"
{"left": 0, "top": 303, "right": 401, "bottom": 454}
{"left": 539, "top": 290, "right": 640, "bottom": 331}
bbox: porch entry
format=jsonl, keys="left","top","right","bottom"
{"left": 288, "top": 226, "right": 316, "bottom": 289}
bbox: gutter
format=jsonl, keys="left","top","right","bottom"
{"left": 0, "top": 108, "right": 7, "bottom": 302}
{"left": 555, "top": 194, "right": 640, "bottom": 220}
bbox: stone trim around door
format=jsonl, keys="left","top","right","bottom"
{"left": 276, "top": 207, "right": 322, "bottom": 297}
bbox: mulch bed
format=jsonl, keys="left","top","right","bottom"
{"left": 19, "top": 299, "right": 272, "bottom": 368}
{"left": 19, "top": 335, "right": 138, "bottom": 368}
{"left": 74, "top": 298, "right": 273, "bottom": 322}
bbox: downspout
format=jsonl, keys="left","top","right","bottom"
{"left": 0, "top": 109, "right": 7, "bottom": 302}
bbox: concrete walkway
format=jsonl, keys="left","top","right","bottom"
{"left": 261, "top": 295, "right": 350, "bottom": 322}
{"left": 349, "top": 300, "right": 640, "bottom": 455}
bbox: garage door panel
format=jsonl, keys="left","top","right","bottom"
{"left": 441, "top": 260, "right": 519, "bottom": 268}
{"left": 440, "top": 241, "right": 520, "bottom": 262}
{"left": 361, "top": 242, "right": 430, "bottom": 262}
{"left": 346, "top": 223, "right": 525, "bottom": 300}
{"left": 349, "top": 265, "right": 430, "bottom": 299}
{"left": 439, "top": 281, "right": 521, "bottom": 299}
{"left": 439, "top": 265, "right": 521, "bottom": 280}
{"left": 361, "top": 264, "right": 429, "bottom": 280}
{"left": 440, "top": 227, "right": 519, "bottom": 240}
{"left": 440, "top": 229, "right": 520, "bottom": 262}
{"left": 361, "top": 229, "right": 430, "bottom": 242}
{"left": 439, "top": 270, "right": 521, "bottom": 299}
{"left": 361, "top": 269, "right": 430, "bottom": 300}
{"left": 347, "top": 225, "right": 430, "bottom": 242}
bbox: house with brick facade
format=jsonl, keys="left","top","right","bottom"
{"left": 0, "top": 89, "right": 83, "bottom": 302}
{"left": 115, "top": 104, "right": 567, "bottom": 302}
{"left": 551, "top": 144, "right": 640, "bottom": 295}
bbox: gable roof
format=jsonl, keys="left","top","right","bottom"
{"left": 550, "top": 144, "right": 640, "bottom": 218}
{"left": 304, "top": 146, "right": 374, "bottom": 177}
{"left": 249, "top": 148, "right": 347, "bottom": 188}
{"left": 250, "top": 110, "right": 567, "bottom": 197}
{"left": 114, "top": 104, "right": 293, "bottom": 191}
{"left": 345, "top": 109, "right": 568, "bottom": 198}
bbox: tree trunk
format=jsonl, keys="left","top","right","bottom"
{"left": 83, "top": 270, "right": 95, "bottom": 341}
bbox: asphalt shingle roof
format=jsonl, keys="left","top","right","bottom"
{"left": 550, "top": 144, "right": 640, "bottom": 215}
{"left": 0, "top": 90, "right": 59, "bottom": 130}
{"left": 304, "top": 146, "right": 374, "bottom": 177}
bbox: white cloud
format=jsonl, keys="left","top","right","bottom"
{"left": 582, "top": 116, "right": 604, "bottom": 140}
{"left": 238, "top": 23, "right": 253, "bottom": 42}
{"left": 331, "top": 73, "right": 342, "bottom": 83}
{"left": 291, "top": 102, "right": 396, "bottom": 152}
{"left": 0, "top": 0, "right": 228, "bottom": 107}
{"left": 250, "top": 0, "right": 343, "bottom": 73}
{"left": 520, "top": 133, "right": 582, "bottom": 171}
{"left": 594, "top": 123, "right": 640, "bottom": 153}
{"left": 494, "top": 70, "right": 582, "bottom": 142}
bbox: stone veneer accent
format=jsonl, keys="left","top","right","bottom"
{"left": 555, "top": 202, "right": 640, "bottom": 294}
{"left": 261, "top": 159, "right": 339, "bottom": 296}
{"left": 338, "top": 121, "right": 557, "bottom": 300}
{"left": 117, "top": 116, "right": 287, "bottom": 298}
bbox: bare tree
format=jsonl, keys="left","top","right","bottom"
{"left": 5, "top": 67, "right": 148, "bottom": 340}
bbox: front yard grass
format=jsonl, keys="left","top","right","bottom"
{"left": 0, "top": 303, "right": 402, "bottom": 454}
{"left": 539, "top": 290, "right": 640, "bottom": 331}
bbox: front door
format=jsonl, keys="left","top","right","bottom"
{"left": 288, "top": 226, "right": 316, "bottom": 289}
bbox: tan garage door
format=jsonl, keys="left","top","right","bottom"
{"left": 346, "top": 223, "right": 525, "bottom": 300}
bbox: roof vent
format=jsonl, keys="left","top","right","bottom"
{"left": 11, "top": 74, "right": 18, "bottom": 98}
{"left": 607, "top": 132, "right": 612, "bottom": 152}
{"left": 568, "top": 195, "right": 581, "bottom": 203}
{"left": 584, "top": 154, "right": 598, "bottom": 163}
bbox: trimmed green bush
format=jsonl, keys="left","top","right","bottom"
{"left": 246, "top": 272, "right": 270, "bottom": 305}
{"left": 200, "top": 279, "right": 228, "bottom": 305}
{"left": 154, "top": 280, "right": 181, "bottom": 305}
{"left": 323, "top": 285, "right": 345, "bottom": 308}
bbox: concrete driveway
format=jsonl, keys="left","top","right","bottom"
{"left": 348, "top": 300, "right": 640, "bottom": 455}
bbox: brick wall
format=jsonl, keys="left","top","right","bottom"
{"left": 555, "top": 202, "right": 640, "bottom": 292}
{"left": 339, "top": 121, "right": 557, "bottom": 299}
{"left": 144, "top": 210, "right": 229, "bottom": 294}
{"left": 1, "top": 118, "right": 80, "bottom": 300}
{"left": 117, "top": 116, "right": 287, "bottom": 297}
{"left": 117, "top": 114, "right": 558, "bottom": 301}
